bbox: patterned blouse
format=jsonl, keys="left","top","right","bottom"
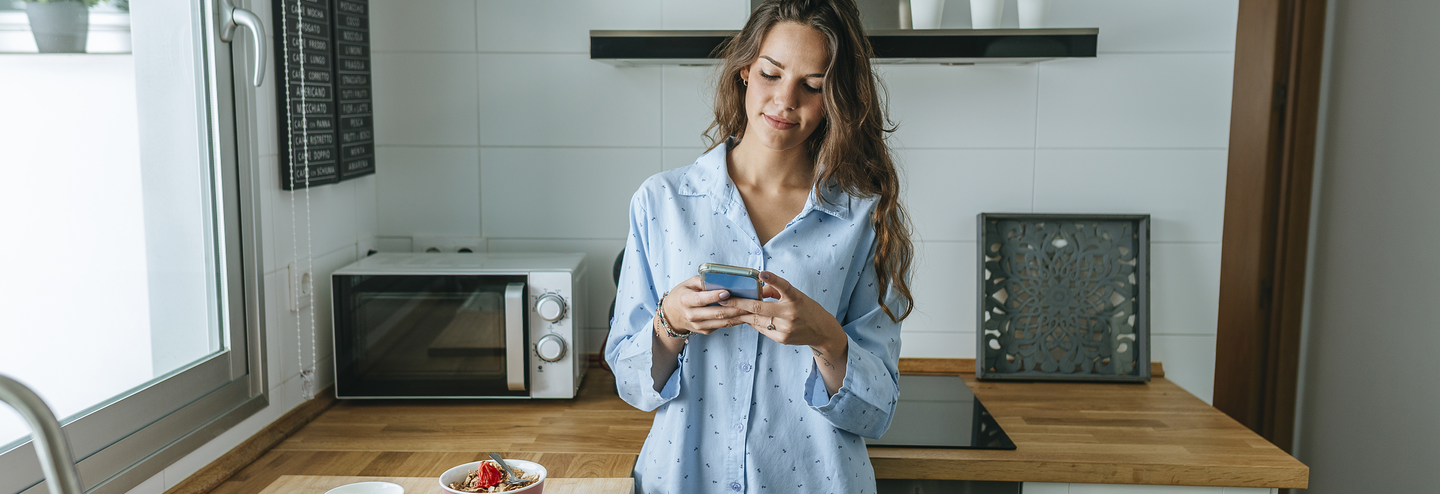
{"left": 605, "top": 140, "right": 904, "bottom": 494}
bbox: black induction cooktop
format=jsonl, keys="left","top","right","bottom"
{"left": 865, "top": 375, "right": 1016, "bottom": 450}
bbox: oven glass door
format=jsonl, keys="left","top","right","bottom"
{"left": 333, "top": 274, "right": 529, "bottom": 397}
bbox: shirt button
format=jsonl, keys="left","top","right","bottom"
{"left": 735, "top": 422, "right": 744, "bottom": 432}
{"left": 730, "top": 482, "right": 742, "bottom": 491}
{"left": 741, "top": 363, "right": 752, "bottom": 372}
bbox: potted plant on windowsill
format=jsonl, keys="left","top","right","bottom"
{"left": 23, "top": 0, "right": 104, "bottom": 53}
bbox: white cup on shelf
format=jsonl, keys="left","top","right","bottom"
{"left": 970, "top": 0, "right": 1003, "bottom": 29}
{"left": 911, "top": 0, "right": 945, "bottom": 29}
{"left": 1018, "top": 0, "right": 1051, "bottom": 28}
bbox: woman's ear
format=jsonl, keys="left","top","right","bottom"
{"left": 738, "top": 65, "right": 751, "bottom": 86}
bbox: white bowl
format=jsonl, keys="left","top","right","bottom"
{"left": 439, "top": 459, "right": 547, "bottom": 494}
{"left": 324, "top": 482, "right": 404, "bottom": 494}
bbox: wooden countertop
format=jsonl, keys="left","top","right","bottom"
{"left": 258, "top": 475, "right": 631, "bottom": 494}
{"left": 225, "top": 359, "right": 1305, "bottom": 492}
{"left": 874, "top": 358, "right": 1309, "bottom": 488}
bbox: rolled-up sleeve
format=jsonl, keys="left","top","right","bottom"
{"left": 803, "top": 246, "right": 904, "bottom": 439}
{"left": 605, "top": 187, "right": 684, "bottom": 412}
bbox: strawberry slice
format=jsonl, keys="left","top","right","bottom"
{"left": 474, "top": 461, "right": 503, "bottom": 489}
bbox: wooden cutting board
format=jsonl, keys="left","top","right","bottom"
{"left": 258, "top": 475, "right": 633, "bottom": 494}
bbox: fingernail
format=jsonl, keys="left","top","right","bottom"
{"left": 760, "top": 271, "right": 771, "bottom": 280}
{"left": 719, "top": 290, "right": 730, "bottom": 299}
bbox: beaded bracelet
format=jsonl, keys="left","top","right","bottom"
{"left": 656, "top": 291, "right": 690, "bottom": 341}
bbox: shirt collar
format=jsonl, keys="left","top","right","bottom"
{"left": 678, "top": 138, "right": 852, "bottom": 221}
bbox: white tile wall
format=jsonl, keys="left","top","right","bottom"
{"left": 905, "top": 241, "right": 977, "bottom": 335}
{"left": 1033, "top": 149, "right": 1228, "bottom": 242}
{"left": 1150, "top": 243, "right": 1222, "bottom": 336}
{"left": 878, "top": 64, "right": 1038, "bottom": 149}
{"left": 664, "top": 147, "right": 710, "bottom": 170}
{"left": 1037, "top": 54, "right": 1234, "bottom": 148}
{"left": 376, "top": 146, "right": 481, "bottom": 237}
{"left": 371, "top": 54, "right": 480, "bottom": 146}
{"left": 898, "top": 331, "right": 974, "bottom": 359}
{"left": 662, "top": 65, "right": 721, "bottom": 148}
{"left": 899, "top": 148, "right": 1035, "bottom": 243}
{"left": 1152, "top": 334, "right": 1217, "bottom": 404}
{"left": 475, "top": 0, "right": 661, "bottom": 53}
{"left": 353, "top": 174, "right": 379, "bottom": 248}
{"left": 479, "top": 147, "right": 660, "bottom": 239}
{"left": 1048, "top": 0, "right": 1240, "bottom": 53}
{"left": 661, "top": 0, "right": 750, "bottom": 30}
{"left": 369, "top": 0, "right": 477, "bottom": 53}
{"left": 477, "top": 54, "right": 662, "bottom": 147}
{"left": 269, "top": 179, "right": 359, "bottom": 270}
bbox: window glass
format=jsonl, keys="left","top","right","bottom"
{"left": 0, "top": 0, "right": 225, "bottom": 452}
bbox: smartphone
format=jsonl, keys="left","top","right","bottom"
{"left": 699, "top": 263, "right": 763, "bottom": 302}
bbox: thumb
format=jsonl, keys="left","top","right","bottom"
{"left": 759, "top": 271, "right": 794, "bottom": 299}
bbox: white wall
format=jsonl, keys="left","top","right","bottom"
{"left": 367, "top": 0, "right": 1236, "bottom": 402}
{"left": 1294, "top": 0, "right": 1440, "bottom": 492}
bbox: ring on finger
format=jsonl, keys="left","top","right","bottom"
{"left": 766, "top": 316, "right": 776, "bottom": 331}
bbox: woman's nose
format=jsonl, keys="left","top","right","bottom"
{"left": 773, "top": 84, "right": 800, "bottom": 111}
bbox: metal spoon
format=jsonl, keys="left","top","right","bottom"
{"left": 488, "top": 452, "right": 528, "bottom": 486}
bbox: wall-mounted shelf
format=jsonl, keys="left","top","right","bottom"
{"left": 591, "top": 28, "right": 1098, "bottom": 66}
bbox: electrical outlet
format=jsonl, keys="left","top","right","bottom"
{"left": 413, "top": 236, "right": 446, "bottom": 253}
{"left": 412, "top": 236, "right": 485, "bottom": 253}
{"left": 451, "top": 236, "right": 485, "bottom": 253}
{"left": 356, "top": 237, "right": 378, "bottom": 258}
{"left": 288, "top": 261, "right": 312, "bottom": 312}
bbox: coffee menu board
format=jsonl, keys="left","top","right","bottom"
{"left": 272, "top": 0, "right": 375, "bottom": 190}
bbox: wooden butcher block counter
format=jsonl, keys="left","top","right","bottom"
{"left": 873, "top": 359, "right": 1309, "bottom": 489}
{"left": 220, "top": 359, "right": 1306, "bottom": 492}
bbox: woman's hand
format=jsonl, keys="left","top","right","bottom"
{"left": 721, "top": 271, "right": 846, "bottom": 348}
{"left": 661, "top": 275, "right": 751, "bottom": 335}
{"left": 721, "top": 271, "right": 849, "bottom": 393}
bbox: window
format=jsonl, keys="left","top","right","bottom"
{"left": 0, "top": 1, "right": 268, "bottom": 493}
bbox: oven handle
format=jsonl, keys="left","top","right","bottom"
{"left": 504, "top": 282, "right": 527, "bottom": 391}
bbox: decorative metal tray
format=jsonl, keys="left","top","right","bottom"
{"left": 976, "top": 214, "right": 1150, "bottom": 382}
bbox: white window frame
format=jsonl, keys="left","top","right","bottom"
{"left": 0, "top": 1, "right": 270, "bottom": 493}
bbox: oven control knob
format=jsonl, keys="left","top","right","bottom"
{"left": 535, "top": 293, "right": 567, "bottom": 322}
{"left": 536, "top": 334, "right": 567, "bottom": 362}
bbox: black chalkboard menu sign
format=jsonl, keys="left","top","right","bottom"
{"left": 272, "top": 0, "right": 375, "bottom": 190}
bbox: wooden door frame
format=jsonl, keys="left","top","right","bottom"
{"left": 1214, "top": 0, "right": 1328, "bottom": 455}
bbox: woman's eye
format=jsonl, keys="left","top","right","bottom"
{"left": 760, "top": 72, "right": 780, "bottom": 80}
{"left": 805, "top": 84, "right": 823, "bottom": 94}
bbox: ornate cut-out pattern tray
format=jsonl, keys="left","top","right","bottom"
{"left": 976, "top": 214, "right": 1151, "bottom": 382}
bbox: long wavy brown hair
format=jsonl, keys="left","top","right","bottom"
{"left": 704, "top": 0, "right": 914, "bottom": 322}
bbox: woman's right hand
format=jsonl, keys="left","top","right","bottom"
{"left": 662, "top": 275, "right": 750, "bottom": 335}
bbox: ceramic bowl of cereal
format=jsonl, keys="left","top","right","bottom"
{"left": 439, "top": 458, "right": 546, "bottom": 494}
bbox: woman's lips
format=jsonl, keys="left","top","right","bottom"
{"left": 763, "top": 114, "right": 797, "bottom": 130}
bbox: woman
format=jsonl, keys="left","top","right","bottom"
{"left": 605, "top": 0, "right": 913, "bottom": 492}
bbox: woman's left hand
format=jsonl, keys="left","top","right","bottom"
{"left": 720, "top": 271, "right": 847, "bottom": 353}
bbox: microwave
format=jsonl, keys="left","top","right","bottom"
{"left": 331, "top": 252, "right": 587, "bottom": 399}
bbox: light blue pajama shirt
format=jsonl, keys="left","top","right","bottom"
{"left": 604, "top": 140, "right": 904, "bottom": 494}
